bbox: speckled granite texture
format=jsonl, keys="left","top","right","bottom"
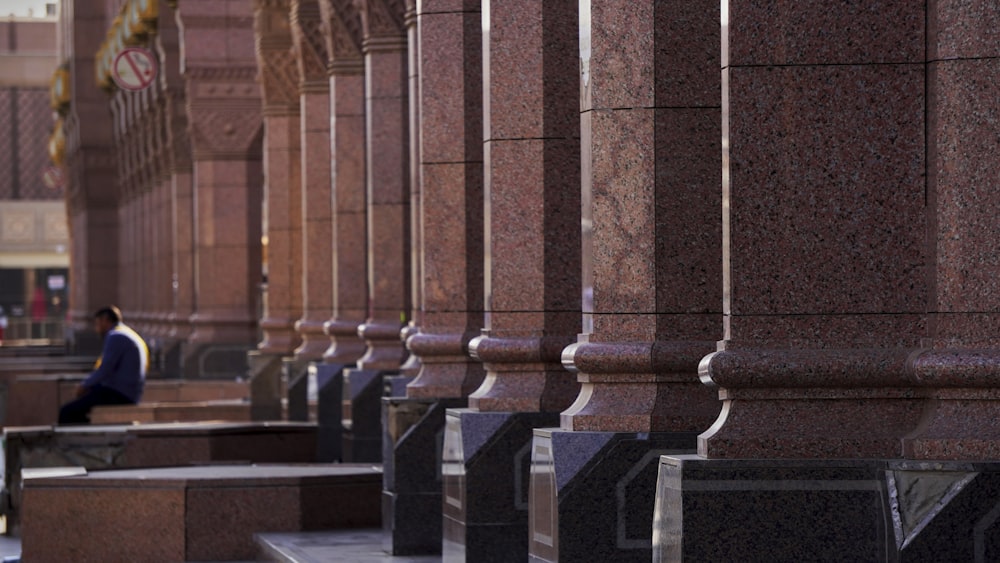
{"left": 441, "top": 409, "right": 558, "bottom": 562}
{"left": 528, "top": 429, "right": 698, "bottom": 563}
{"left": 382, "top": 397, "right": 465, "bottom": 555}
{"left": 21, "top": 464, "right": 382, "bottom": 562}
{"left": 655, "top": 456, "right": 1000, "bottom": 562}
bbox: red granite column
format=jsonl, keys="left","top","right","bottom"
{"left": 697, "top": 1, "right": 928, "bottom": 459}
{"left": 354, "top": 0, "right": 410, "bottom": 372}
{"left": 404, "top": 0, "right": 484, "bottom": 399}
{"left": 397, "top": 0, "right": 421, "bottom": 379}
{"left": 255, "top": 0, "right": 304, "bottom": 358}
{"left": 529, "top": 3, "right": 722, "bottom": 560}
{"left": 156, "top": 3, "right": 195, "bottom": 371}
{"left": 467, "top": 0, "right": 580, "bottom": 414}
{"left": 559, "top": 0, "right": 722, "bottom": 433}
{"left": 900, "top": 4, "right": 1000, "bottom": 460}
{"left": 290, "top": 0, "right": 333, "bottom": 363}
{"left": 178, "top": 1, "right": 265, "bottom": 377}
{"left": 318, "top": 0, "right": 367, "bottom": 364}
{"left": 441, "top": 0, "right": 579, "bottom": 558}
{"left": 383, "top": 1, "right": 484, "bottom": 553}
{"left": 63, "top": 0, "right": 120, "bottom": 351}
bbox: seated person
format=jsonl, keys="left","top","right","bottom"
{"left": 58, "top": 306, "right": 148, "bottom": 424}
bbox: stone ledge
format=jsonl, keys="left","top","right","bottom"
{"left": 21, "top": 464, "right": 382, "bottom": 562}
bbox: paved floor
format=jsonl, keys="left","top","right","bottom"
{"left": 256, "top": 529, "right": 442, "bottom": 563}
{"left": 0, "top": 534, "right": 20, "bottom": 561}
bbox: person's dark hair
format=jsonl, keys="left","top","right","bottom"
{"left": 94, "top": 305, "right": 122, "bottom": 325}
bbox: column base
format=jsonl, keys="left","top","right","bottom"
{"left": 315, "top": 363, "right": 347, "bottom": 462}
{"left": 528, "top": 429, "right": 698, "bottom": 562}
{"left": 654, "top": 455, "right": 960, "bottom": 561}
{"left": 381, "top": 397, "right": 466, "bottom": 555}
{"left": 284, "top": 357, "right": 314, "bottom": 422}
{"left": 442, "top": 409, "right": 560, "bottom": 562}
{"left": 342, "top": 368, "right": 390, "bottom": 462}
{"left": 247, "top": 351, "right": 284, "bottom": 421}
{"left": 182, "top": 342, "right": 256, "bottom": 379}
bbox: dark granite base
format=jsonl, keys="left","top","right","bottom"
{"left": 315, "top": 363, "right": 346, "bottom": 462}
{"left": 442, "top": 409, "right": 560, "bottom": 563}
{"left": 342, "top": 369, "right": 389, "bottom": 463}
{"left": 654, "top": 455, "right": 891, "bottom": 562}
{"left": 528, "top": 429, "right": 698, "bottom": 562}
{"left": 382, "top": 397, "right": 466, "bottom": 555}
{"left": 284, "top": 358, "right": 313, "bottom": 422}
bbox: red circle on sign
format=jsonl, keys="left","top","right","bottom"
{"left": 42, "top": 166, "right": 64, "bottom": 190}
{"left": 112, "top": 47, "right": 158, "bottom": 91}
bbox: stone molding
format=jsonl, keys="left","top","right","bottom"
{"left": 291, "top": 0, "right": 329, "bottom": 88}
{"left": 255, "top": 1, "right": 301, "bottom": 115}
{"left": 319, "top": 0, "right": 364, "bottom": 71}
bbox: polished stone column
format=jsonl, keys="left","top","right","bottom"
{"left": 528, "top": 2, "right": 723, "bottom": 561}
{"left": 354, "top": 0, "right": 411, "bottom": 373}
{"left": 318, "top": 0, "right": 368, "bottom": 366}
{"left": 442, "top": 0, "right": 580, "bottom": 559}
{"left": 405, "top": 0, "right": 485, "bottom": 401}
{"left": 178, "top": 1, "right": 265, "bottom": 377}
{"left": 64, "top": 0, "right": 121, "bottom": 352}
{"left": 656, "top": 2, "right": 932, "bottom": 560}
{"left": 290, "top": 0, "right": 334, "bottom": 363}
{"left": 156, "top": 3, "right": 196, "bottom": 373}
{"left": 382, "top": 0, "right": 484, "bottom": 554}
{"left": 255, "top": 0, "right": 304, "bottom": 357}
{"left": 465, "top": 0, "right": 581, "bottom": 415}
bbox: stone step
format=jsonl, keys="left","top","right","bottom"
{"left": 21, "top": 464, "right": 382, "bottom": 562}
{"left": 256, "top": 529, "right": 441, "bottom": 563}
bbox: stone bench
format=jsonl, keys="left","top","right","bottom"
{"left": 21, "top": 464, "right": 382, "bottom": 561}
{"left": 2, "top": 421, "right": 318, "bottom": 534}
{"left": 89, "top": 398, "right": 252, "bottom": 424}
{"left": 4, "top": 376, "right": 250, "bottom": 427}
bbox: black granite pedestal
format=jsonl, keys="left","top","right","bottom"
{"left": 314, "top": 363, "right": 346, "bottom": 462}
{"left": 528, "top": 430, "right": 698, "bottom": 562}
{"left": 284, "top": 359, "right": 313, "bottom": 422}
{"left": 381, "top": 397, "right": 466, "bottom": 555}
{"left": 654, "top": 455, "right": 910, "bottom": 562}
{"left": 342, "top": 369, "right": 390, "bottom": 462}
{"left": 442, "top": 409, "right": 560, "bottom": 562}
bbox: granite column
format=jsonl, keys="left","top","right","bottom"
{"left": 336, "top": 0, "right": 411, "bottom": 463}
{"left": 382, "top": 0, "right": 484, "bottom": 554}
{"left": 529, "top": 1, "right": 723, "bottom": 560}
{"left": 177, "top": 1, "right": 264, "bottom": 378}
{"left": 655, "top": 2, "right": 930, "bottom": 559}
{"left": 442, "top": 0, "right": 581, "bottom": 559}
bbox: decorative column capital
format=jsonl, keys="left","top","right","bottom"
{"left": 318, "top": 0, "right": 364, "bottom": 74}
{"left": 291, "top": 0, "right": 330, "bottom": 92}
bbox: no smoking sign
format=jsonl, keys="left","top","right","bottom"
{"left": 112, "top": 47, "right": 158, "bottom": 91}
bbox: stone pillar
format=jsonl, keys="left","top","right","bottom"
{"left": 397, "top": 0, "right": 422, "bottom": 381}
{"left": 353, "top": 0, "right": 410, "bottom": 372}
{"left": 290, "top": 0, "right": 333, "bottom": 365}
{"left": 178, "top": 1, "right": 264, "bottom": 378}
{"left": 318, "top": 0, "right": 367, "bottom": 367}
{"left": 442, "top": 0, "right": 580, "bottom": 559}
{"left": 249, "top": 0, "right": 303, "bottom": 419}
{"left": 157, "top": 3, "right": 195, "bottom": 375}
{"left": 63, "top": 0, "right": 120, "bottom": 353}
{"left": 337, "top": 0, "right": 411, "bottom": 463}
{"left": 653, "top": 2, "right": 936, "bottom": 560}
{"left": 255, "top": 0, "right": 304, "bottom": 358}
{"left": 529, "top": 1, "right": 723, "bottom": 561}
{"left": 382, "top": 0, "right": 484, "bottom": 555}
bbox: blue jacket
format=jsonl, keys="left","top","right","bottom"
{"left": 82, "top": 323, "right": 148, "bottom": 403}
